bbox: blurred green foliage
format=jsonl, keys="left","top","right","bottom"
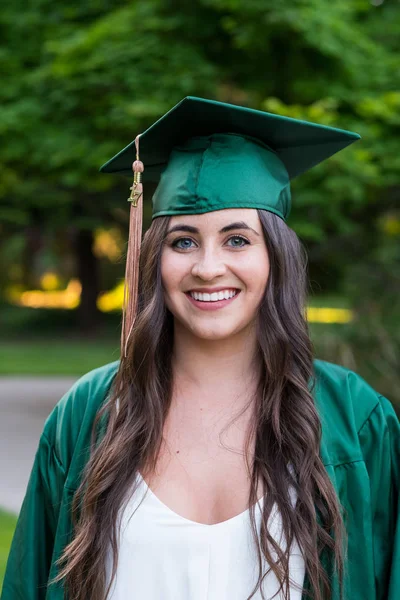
{"left": 0, "top": 0, "right": 398, "bottom": 392}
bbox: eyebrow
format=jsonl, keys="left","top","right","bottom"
{"left": 166, "top": 221, "right": 260, "bottom": 236}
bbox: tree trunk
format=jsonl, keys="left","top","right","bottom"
{"left": 74, "top": 228, "right": 100, "bottom": 334}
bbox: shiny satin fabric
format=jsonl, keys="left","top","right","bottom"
{"left": 151, "top": 133, "right": 291, "bottom": 221}
{"left": 2, "top": 359, "right": 399, "bottom": 599}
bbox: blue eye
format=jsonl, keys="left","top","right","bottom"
{"left": 172, "top": 237, "right": 195, "bottom": 250}
{"left": 227, "top": 235, "right": 249, "bottom": 248}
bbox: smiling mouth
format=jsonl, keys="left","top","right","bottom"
{"left": 186, "top": 289, "right": 240, "bottom": 303}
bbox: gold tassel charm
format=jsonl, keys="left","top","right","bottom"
{"left": 121, "top": 135, "right": 144, "bottom": 358}
{"left": 128, "top": 159, "right": 144, "bottom": 206}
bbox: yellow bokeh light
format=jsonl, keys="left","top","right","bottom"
{"left": 97, "top": 281, "right": 126, "bottom": 312}
{"left": 40, "top": 272, "right": 60, "bottom": 291}
{"left": 306, "top": 307, "right": 353, "bottom": 324}
{"left": 6, "top": 279, "right": 81, "bottom": 310}
{"left": 93, "top": 228, "right": 125, "bottom": 262}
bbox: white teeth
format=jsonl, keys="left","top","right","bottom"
{"left": 189, "top": 289, "right": 238, "bottom": 302}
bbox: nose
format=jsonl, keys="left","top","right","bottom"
{"left": 191, "top": 248, "right": 227, "bottom": 281}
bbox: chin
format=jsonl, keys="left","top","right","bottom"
{"left": 185, "top": 319, "right": 246, "bottom": 341}
{"left": 191, "top": 328, "right": 233, "bottom": 341}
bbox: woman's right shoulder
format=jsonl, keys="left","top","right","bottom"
{"left": 40, "top": 360, "right": 120, "bottom": 477}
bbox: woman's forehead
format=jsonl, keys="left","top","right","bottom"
{"left": 168, "top": 208, "right": 262, "bottom": 231}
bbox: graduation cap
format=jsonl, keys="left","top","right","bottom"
{"left": 99, "top": 96, "right": 360, "bottom": 357}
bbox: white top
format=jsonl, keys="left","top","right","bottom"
{"left": 105, "top": 471, "right": 305, "bottom": 599}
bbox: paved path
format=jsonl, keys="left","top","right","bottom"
{"left": 0, "top": 377, "right": 78, "bottom": 514}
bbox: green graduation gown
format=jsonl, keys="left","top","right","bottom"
{"left": 1, "top": 358, "right": 399, "bottom": 599}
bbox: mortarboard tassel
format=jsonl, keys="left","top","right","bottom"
{"left": 121, "top": 135, "right": 144, "bottom": 359}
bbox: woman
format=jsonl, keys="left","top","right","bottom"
{"left": 2, "top": 97, "right": 399, "bottom": 600}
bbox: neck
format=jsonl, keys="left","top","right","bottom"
{"left": 171, "top": 320, "right": 262, "bottom": 413}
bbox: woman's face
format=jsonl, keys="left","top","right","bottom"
{"left": 161, "top": 208, "right": 270, "bottom": 341}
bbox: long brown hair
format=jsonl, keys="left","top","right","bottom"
{"left": 52, "top": 210, "right": 347, "bottom": 600}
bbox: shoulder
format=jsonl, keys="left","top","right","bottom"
{"left": 41, "top": 360, "right": 120, "bottom": 481}
{"left": 311, "top": 359, "right": 397, "bottom": 465}
{"left": 312, "top": 358, "right": 382, "bottom": 432}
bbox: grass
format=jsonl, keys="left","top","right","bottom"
{"left": 0, "top": 338, "right": 120, "bottom": 376}
{"left": 0, "top": 304, "right": 121, "bottom": 375}
{"left": 0, "top": 509, "right": 17, "bottom": 593}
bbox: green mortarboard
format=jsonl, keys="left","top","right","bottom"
{"left": 100, "top": 96, "right": 360, "bottom": 222}
{"left": 99, "top": 96, "right": 360, "bottom": 357}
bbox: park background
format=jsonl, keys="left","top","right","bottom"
{"left": 0, "top": 0, "right": 399, "bottom": 591}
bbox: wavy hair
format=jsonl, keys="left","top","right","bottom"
{"left": 52, "top": 210, "right": 347, "bottom": 600}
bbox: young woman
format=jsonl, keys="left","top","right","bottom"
{"left": 2, "top": 97, "right": 399, "bottom": 600}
